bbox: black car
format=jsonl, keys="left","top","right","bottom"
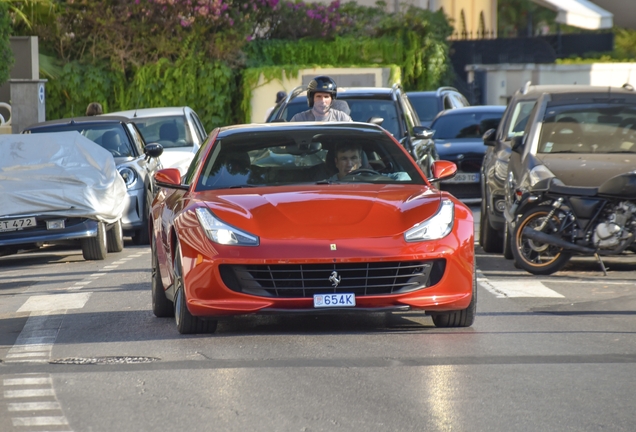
{"left": 23, "top": 116, "right": 163, "bottom": 244}
{"left": 267, "top": 85, "right": 437, "bottom": 176}
{"left": 407, "top": 87, "right": 470, "bottom": 128}
{"left": 479, "top": 82, "right": 549, "bottom": 255}
{"left": 429, "top": 105, "right": 505, "bottom": 203}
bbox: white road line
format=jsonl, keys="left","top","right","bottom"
{"left": 7, "top": 401, "right": 61, "bottom": 411}
{"left": 6, "top": 352, "right": 51, "bottom": 359}
{"left": 4, "top": 378, "right": 51, "bottom": 386}
{"left": 477, "top": 270, "right": 564, "bottom": 298}
{"left": 12, "top": 416, "right": 68, "bottom": 426}
{"left": 4, "top": 389, "right": 55, "bottom": 398}
{"left": 18, "top": 293, "right": 91, "bottom": 313}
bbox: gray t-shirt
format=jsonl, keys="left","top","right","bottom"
{"left": 290, "top": 109, "right": 353, "bottom": 122}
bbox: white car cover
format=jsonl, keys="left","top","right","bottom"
{"left": 0, "top": 132, "right": 127, "bottom": 223}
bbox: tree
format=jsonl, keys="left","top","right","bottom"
{"left": 0, "top": 1, "right": 13, "bottom": 85}
{"left": 498, "top": 0, "right": 556, "bottom": 37}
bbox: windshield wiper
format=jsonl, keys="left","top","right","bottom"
{"left": 227, "top": 184, "right": 257, "bottom": 189}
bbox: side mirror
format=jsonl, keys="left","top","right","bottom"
{"left": 511, "top": 135, "right": 525, "bottom": 153}
{"left": 155, "top": 168, "right": 188, "bottom": 190}
{"left": 428, "top": 160, "right": 457, "bottom": 182}
{"left": 145, "top": 143, "right": 164, "bottom": 159}
{"left": 482, "top": 128, "right": 496, "bottom": 146}
{"left": 413, "top": 126, "right": 434, "bottom": 140}
{"left": 367, "top": 116, "right": 384, "bottom": 126}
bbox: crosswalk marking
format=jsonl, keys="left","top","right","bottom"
{"left": 477, "top": 271, "right": 565, "bottom": 298}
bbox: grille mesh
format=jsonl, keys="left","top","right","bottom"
{"left": 220, "top": 260, "right": 445, "bottom": 298}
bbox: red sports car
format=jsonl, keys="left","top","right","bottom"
{"left": 150, "top": 122, "right": 475, "bottom": 334}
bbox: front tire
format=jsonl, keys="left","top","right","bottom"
{"left": 173, "top": 244, "right": 217, "bottom": 334}
{"left": 431, "top": 272, "right": 476, "bottom": 328}
{"left": 81, "top": 221, "right": 108, "bottom": 260}
{"left": 503, "top": 221, "right": 513, "bottom": 260}
{"left": 132, "top": 190, "right": 151, "bottom": 246}
{"left": 479, "top": 197, "right": 503, "bottom": 253}
{"left": 152, "top": 239, "right": 174, "bottom": 318}
{"left": 107, "top": 219, "right": 124, "bottom": 253}
{"left": 511, "top": 207, "right": 572, "bottom": 275}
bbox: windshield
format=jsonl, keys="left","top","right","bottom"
{"left": 409, "top": 95, "right": 439, "bottom": 122}
{"left": 27, "top": 123, "right": 135, "bottom": 157}
{"left": 431, "top": 111, "right": 503, "bottom": 139}
{"left": 131, "top": 115, "right": 193, "bottom": 148}
{"left": 196, "top": 129, "right": 425, "bottom": 191}
{"left": 538, "top": 103, "right": 636, "bottom": 154}
{"left": 281, "top": 97, "right": 401, "bottom": 137}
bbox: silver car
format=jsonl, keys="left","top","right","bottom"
{"left": 23, "top": 116, "right": 163, "bottom": 245}
{"left": 109, "top": 107, "right": 207, "bottom": 175}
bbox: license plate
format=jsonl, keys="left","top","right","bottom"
{"left": 313, "top": 293, "right": 356, "bottom": 308}
{"left": 443, "top": 172, "right": 480, "bottom": 183}
{"left": 0, "top": 217, "right": 37, "bottom": 232}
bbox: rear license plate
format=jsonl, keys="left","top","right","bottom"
{"left": 313, "top": 293, "right": 356, "bottom": 308}
{"left": 443, "top": 172, "right": 480, "bottom": 183}
{"left": 0, "top": 217, "right": 37, "bottom": 232}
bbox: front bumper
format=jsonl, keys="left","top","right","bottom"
{"left": 0, "top": 217, "right": 98, "bottom": 248}
{"left": 163, "top": 197, "right": 475, "bottom": 318}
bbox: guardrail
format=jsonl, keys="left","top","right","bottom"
{"left": 0, "top": 102, "right": 12, "bottom": 134}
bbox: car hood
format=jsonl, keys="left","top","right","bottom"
{"left": 538, "top": 153, "right": 636, "bottom": 187}
{"left": 434, "top": 139, "right": 486, "bottom": 159}
{"left": 196, "top": 185, "right": 441, "bottom": 239}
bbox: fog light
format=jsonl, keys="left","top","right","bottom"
{"left": 46, "top": 220, "right": 65, "bottom": 230}
{"left": 495, "top": 200, "right": 506, "bottom": 212}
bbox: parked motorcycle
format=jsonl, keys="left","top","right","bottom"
{"left": 510, "top": 172, "right": 636, "bottom": 275}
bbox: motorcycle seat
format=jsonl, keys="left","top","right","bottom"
{"left": 549, "top": 182, "right": 598, "bottom": 197}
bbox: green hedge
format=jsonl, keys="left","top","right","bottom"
{"left": 0, "top": 2, "right": 12, "bottom": 85}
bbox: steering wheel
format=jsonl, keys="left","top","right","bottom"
{"left": 343, "top": 168, "right": 382, "bottom": 179}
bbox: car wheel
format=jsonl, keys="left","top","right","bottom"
{"left": 81, "top": 221, "right": 108, "bottom": 260}
{"left": 173, "top": 244, "right": 217, "bottom": 334}
{"left": 151, "top": 239, "right": 174, "bottom": 318}
{"left": 431, "top": 271, "right": 476, "bottom": 328}
{"left": 132, "top": 190, "right": 151, "bottom": 246}
{"left": 511, "top": 207, "right": 572, "bottom": 275}
{"left": 479, "top": 197, "right": 503, "bottom": 253}
{"left": 503, "top": 221, "right": 513, "bottom": 260}
{"left": 106, "top": 219, "right": 124, "bottom": 253}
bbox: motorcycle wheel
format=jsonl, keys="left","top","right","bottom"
{"left": 511, "top": 207, "right": 572, "bottom": 275}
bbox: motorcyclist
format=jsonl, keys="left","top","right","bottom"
{"left": 290, "top": 76, "right": 352, "bottom": 122}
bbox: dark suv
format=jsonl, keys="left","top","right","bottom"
{"left": 267, "top": 85, "right": 437, "bottom": 175}
{"left": 479, "top": 82, "right": 545, "bottom": 255}
{"left": 407, "top": 87, "right": 470, "bottom": 128}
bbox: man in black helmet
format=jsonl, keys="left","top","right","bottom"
{"left": 290, "top": 76, "right": 352, "bottom": 122}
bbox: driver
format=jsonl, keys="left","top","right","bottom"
{"left": 330, "top": 143, "right": 362, "bottom": 180}
{"left": 291, "top": 76, "right": 352, "bottom": 122}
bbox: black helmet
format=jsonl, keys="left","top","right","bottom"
{"left": 307, "top": 76, "right": 337, "bottom": 107}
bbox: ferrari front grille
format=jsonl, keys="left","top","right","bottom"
{"left": 219, "top": 260, "right": 446, "bottom": 298}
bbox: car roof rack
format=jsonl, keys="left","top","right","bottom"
{"left": 623, "top": 83, "right": 634, "bottom": 91}
{"left": 436, "top": 86, "right": 459, "bottom": 95}
{"left": 521, "top": 81, "right": 532, "bottom": 94}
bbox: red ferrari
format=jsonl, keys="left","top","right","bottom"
{"left": 150, "top": 122, "right": 475, "bottom": 334}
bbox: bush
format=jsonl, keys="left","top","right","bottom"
{"left": 0, "top": 1, "right": 13, "bottom": 85}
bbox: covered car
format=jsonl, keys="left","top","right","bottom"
{"left": 149, "top": 122, "right": 476, "bottom": 334}
{"left": 0, "top": 132, "right": 127, "bottom": 260}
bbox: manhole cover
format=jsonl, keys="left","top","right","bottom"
{"left": 49, "top": 356, "right": 159, "bottom": 365}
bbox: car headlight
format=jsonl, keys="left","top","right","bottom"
{"left": 118, "top": 166, "right": 137, "bottom": 187}
{"left": 404, "top": 199, "right": 454, "bottom": 242}
{"left": 195, "top": 207, "right": 259, "bottom": 246}
{"left": 494, "top": 158, "right": 508, "bottom": 181}
{"left": 528, "top": 165, "right": 555, "bottom": 187}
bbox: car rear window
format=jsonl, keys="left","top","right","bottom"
{"left": 130, "top": 115, "right": 193, "bottom": 148}
{"left": 431, "top": 111, "right": 503, "bottom": 139}
{"left": 27, "top": 123, "right": 135, "bottom": 157}
{"left": 281, "top": 97, "right": 401, "bottom": 138}
{"left": 538, "top": 103, "right": 636, "bottom": 154}
{"left": 408, "top": 95, "right": 439, "bottom": 122}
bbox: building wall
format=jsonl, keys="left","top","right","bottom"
{"left": 331, "top": 0, "right": 496, "bottom": 38}
{"left": 466, "top": 62, "right": 636, "bottom": 105}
